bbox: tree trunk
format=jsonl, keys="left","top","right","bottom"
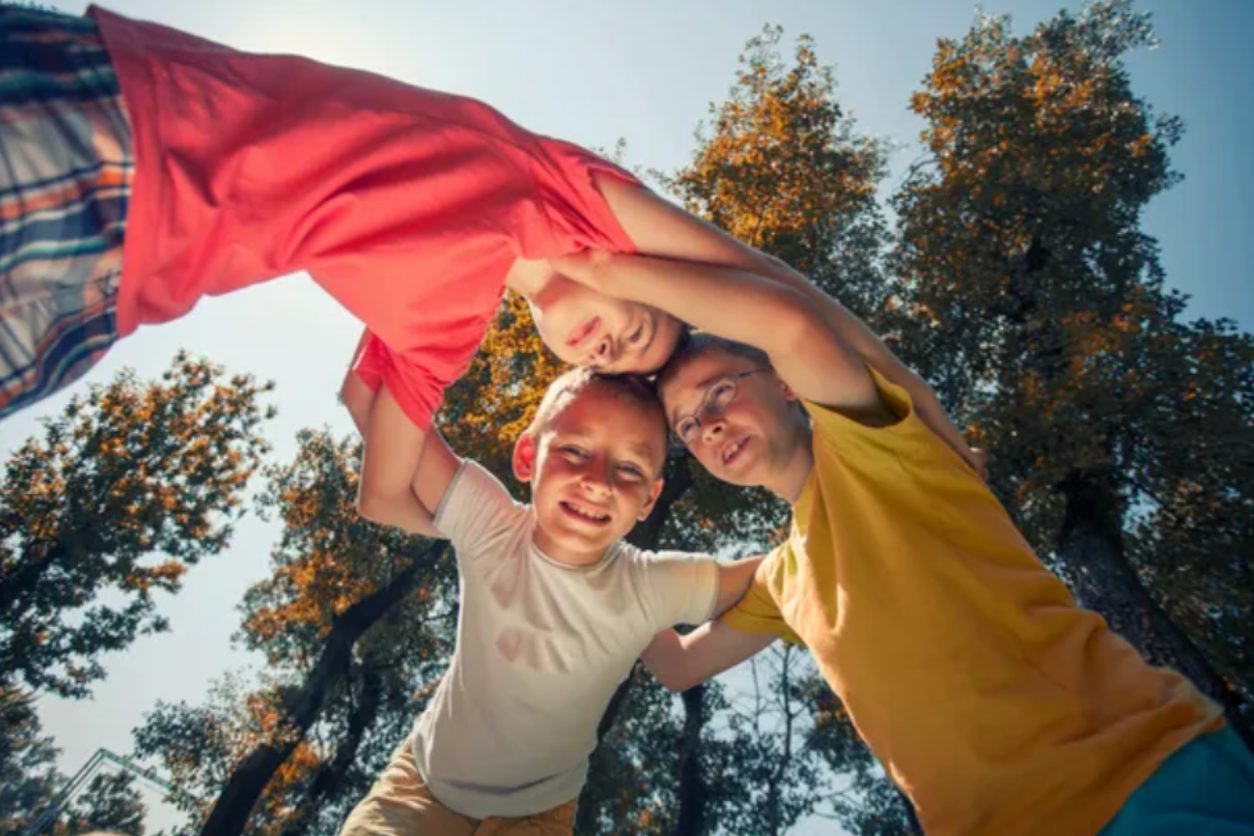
{"left": 627, "top": 453, "right": 693, "bottom": 551}
{"left": 199, "top": 545, "right": 437, "bottom": 836}
{"left": 672, "top": 685, "right": 707, "bottom": 836}
{"left": 281, "top": 665, "right": 384, "bottom": 835}
{"left": 1057, "top": 471, "right": 1253, "bottom": 751}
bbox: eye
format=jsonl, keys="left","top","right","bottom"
{"left": 707, "top": 380, "right": 737, "bottom": 409}
{"left": 617, "top": 463, "right": 645, "bottom": 481}
{"left": 627, "top": 324, "right": 645, "bottom": 345}
{"left": 675, "top": 418, "right": 698, "bottom": 442}
{"left": 559, "top": 445, "right": 588, "bottom": 460}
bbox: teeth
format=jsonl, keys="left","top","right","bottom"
{"left": 722, "top": 438, "right": 745, "bottom": 463}
{"left": 564, "top": 501, "right": 609, "bottom": 521}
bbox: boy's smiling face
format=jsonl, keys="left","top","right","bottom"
{"left": 659, "top": 348, "right": 808, "bottom": 489}
{"left": 513, "top": 381, "right": 667, "bottom": 565}
{"left": 522, "top": 268, "right": 684, "bottom": 373}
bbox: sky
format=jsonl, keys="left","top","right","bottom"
{"left": 6, "top": 0, "right": 1252, "bottom": 832}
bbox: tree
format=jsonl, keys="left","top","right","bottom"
{"left": 0, "top": 355, "right": 274, "bottom": 698}
{"left": 0, "top": 685, "right": 61, "bottom": 834}
{"left": 892, "top": 0, "right": 1253, "bottom": 743}
{"left": 1, "top": 686, "right": 150, "bottom": 835}
{"left": 134, "top": 430, "right": 453, "bottom": 835}
{"left": 63, "top": 771, "right": 147, "bottom": 835}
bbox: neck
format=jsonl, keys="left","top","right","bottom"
{"left": 766, "top": 424, "right": 814, "bottom": 505}
{"left": 531, "top": 527, "right": 609, "bottom": 568}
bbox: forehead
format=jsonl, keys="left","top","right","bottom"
{"left": 545, "top": 385, "right": 666, "bottom": 461}
{"left": 659, "top": 351, "right": 755, "bottom": 416}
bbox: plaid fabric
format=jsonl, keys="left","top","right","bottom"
{"left": 0, "top": 5, "right": 132, "bottom": 419}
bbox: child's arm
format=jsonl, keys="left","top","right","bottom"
{"left": 642, "top": 555, "right": 769, "bottom": 693}
{"left": 642, "top": 622, "right": 776, "bottom": 693}
{"left": 555, "top": 251, "right": 885, "bottom": 420}
{"left": 338, "top": 342, "right": 456, "bottom": 538}
{"left": 588, "top": 179, "right": 984, "bottom": 475}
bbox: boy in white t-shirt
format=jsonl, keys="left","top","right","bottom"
{"left": 340, "top": 366, "right": 759, "bottom": 835}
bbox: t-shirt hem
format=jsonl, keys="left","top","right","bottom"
{"left": 696, "top": 558, "right": 720, "bottom": 623}
{"left": 719, "top": 606, "right": 800, "bottom": 645}
{"left": 410, "top": 734, "right": 583, "bottom": 820}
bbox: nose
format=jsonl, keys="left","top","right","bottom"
{"left": 700, "top": 416, "right": 726, "bottom": 446}
{"left": 592, "top": 336, "right": 616, "bottom": 367}
{"left": 580, "top": 458, "right": 612, "bottom": 498}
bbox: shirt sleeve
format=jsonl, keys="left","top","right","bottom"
{"left": 720, "top": 550, "right": 803, "bottom": 645}
{"left": 349, "top": 331, "right": 475, "bottom": 432}
{"left": 639, "top": 551, "right": 720, "bottom": 628}
{"left": 432, "top": 460, "right": 524, "bottom": 569}
{"left": 803, "top": 367, "right": 927, "bottom": 457}
{"left": 524, "top": 136, "right": 644, "bottom": 258}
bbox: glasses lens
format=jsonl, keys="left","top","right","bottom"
{"left": 708, "top": 379, "right": 737, "bottom": 412}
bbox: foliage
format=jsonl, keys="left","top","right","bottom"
{"left": 892, "top": 0, "right": 1253, "bottom": 727}
{"left": 0, "top": 355, "right": 274, "bottom": 697}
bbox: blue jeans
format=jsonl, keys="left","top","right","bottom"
{"left": 1100, "top": 727, "right": 1254, "bottom": 835}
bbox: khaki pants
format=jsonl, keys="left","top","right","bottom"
{"left": 340, "top": 735, "right": 577, "bottom": 835}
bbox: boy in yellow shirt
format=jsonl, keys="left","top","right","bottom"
{"left": 553, "top": 249, "right": 1254, "bottom": 835}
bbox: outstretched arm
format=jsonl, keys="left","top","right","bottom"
{"left": 643, "top": 622, "right": 776, "bottom": 693}
{"left": 593, "top": 179, "right": 985, "bottom": 475}
{"left": 339, "top": 337, "right": 457, "bottom": 537}
{"left": 554, "top": 251, "right": 887, "bottom": 420}
{"left": 642, "top": 555, "right": 769, "bottom": 693}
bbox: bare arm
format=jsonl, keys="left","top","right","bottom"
{"left": 338, "top": 347, "right": 443, "bottom": 536}
{"left": 642, "top": 621, "right": 776, "bottom": 693}
{"left": 595, "top": 179, "right": 985, "bottom": 475}
{"left": 554, "top": 251, "right": 886, "bottom": 420}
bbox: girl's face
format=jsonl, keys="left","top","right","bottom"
{"left": 526, "top": 272, "right": 684, "bottom": 373}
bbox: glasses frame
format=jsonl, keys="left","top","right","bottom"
{"left": 673, "top": 366, "right": 773, "bottom": 445}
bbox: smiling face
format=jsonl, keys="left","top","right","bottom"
{"left": 659, "top": 346, "right": 809, "bottom": 490}
{"left": 525, "top": 273, "right": 685, "bottom": 373}
{"left": 513, "top": 376, "right": 668, "bottom": 565}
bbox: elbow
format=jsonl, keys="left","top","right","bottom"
{"left": 653, "top": 662, "right": 700, "bottom": 694}
{"left": 355, "top": 484, "right": 392, "bottom": 526}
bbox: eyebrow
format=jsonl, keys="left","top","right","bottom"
{"left": 556, "top": 429, "right": 659, "bottom": 463}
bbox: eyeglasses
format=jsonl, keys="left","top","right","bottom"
{"left": 673, "top": 368, "right": 772, "bottom": 445}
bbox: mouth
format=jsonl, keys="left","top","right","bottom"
{"left": 567, "top": 316, "right": 600, "bottom": 349}
{"left": 559, "top": 499, "right": 612, "bottom": 526}
{"left": 720, "top": 436, "right": 749, "bottom": 466}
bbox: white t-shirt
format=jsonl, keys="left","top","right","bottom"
{"left": 412, "top": 460, "right": 719, "bottom": 818}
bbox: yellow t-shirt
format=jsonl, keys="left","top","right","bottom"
{"left": 722, "top": 369, "right": 1222, "bottom": 836}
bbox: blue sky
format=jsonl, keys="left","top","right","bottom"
{"left": 7, "top": 1, "right": 1251, "bottom": 831}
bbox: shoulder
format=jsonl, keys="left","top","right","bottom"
{"left": 804, "top": 367, "right": 926, "bottom": 453}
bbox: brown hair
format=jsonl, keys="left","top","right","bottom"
{"left": 656, "top": 331, "right": 773, "bottom": 394}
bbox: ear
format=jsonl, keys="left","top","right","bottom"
{"left": 637, "top": 477, "right": 665, "bottom": 521}
{"left": 775, "top": 374, "right": 800, "bottom": 402}
{"left": 512, "top": 433, "right": 538, "bottom": 482}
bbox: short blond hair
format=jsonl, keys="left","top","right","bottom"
{"left": 528, "top": 368, "right": 667, "bottom": 458}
